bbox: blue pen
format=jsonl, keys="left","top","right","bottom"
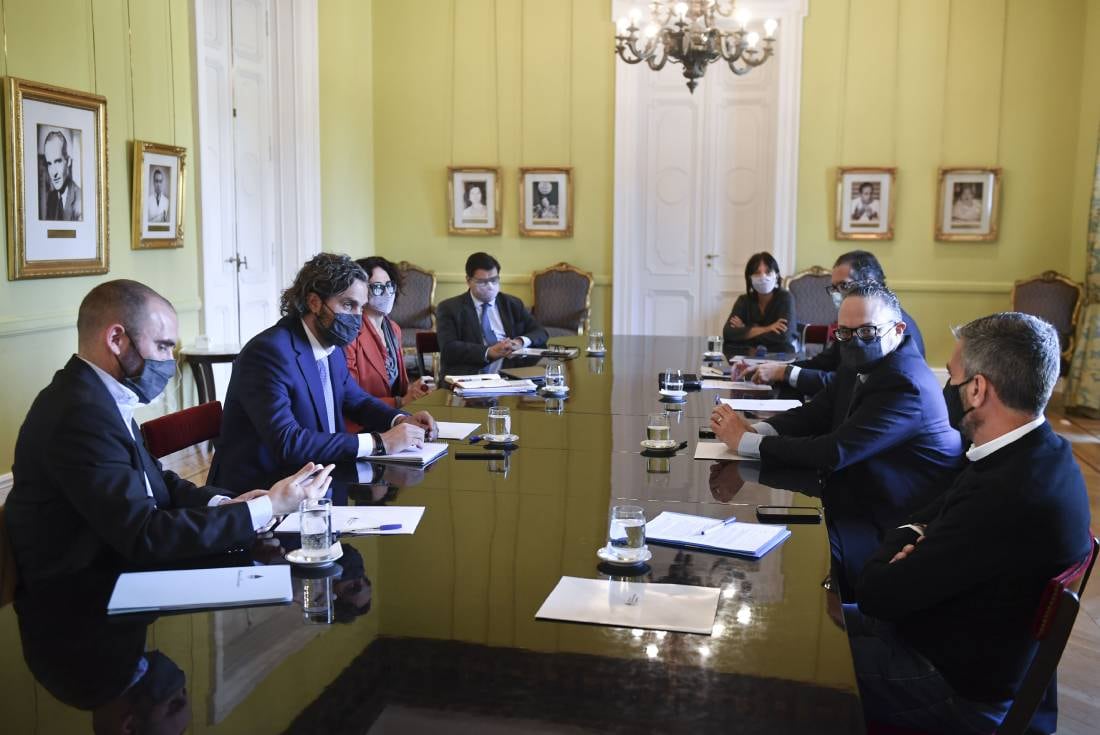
{"left": 362, "top": 523, "right": 402, "bottom": 532}
{"left": 698, "top": 516, "right": 737, "bottom": 535}
{"left": 469, "top": 435, "right": 483, "bottom": 445}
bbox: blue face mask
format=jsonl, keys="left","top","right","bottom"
{"left": 118, "top": 338, "right": 176, "bottom": 403}
{"left": 318, "top": 302, "right": 361, "bottom": 347}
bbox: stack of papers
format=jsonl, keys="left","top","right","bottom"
{"left": 275, "top": 505, "right": 425, "bottom": 535}
{"left": 372, "top": 441, "right": 449, "bottom": 465}
{"left": 107, "top": 566, "right": 292, "bottom": 614}
{"left": 693, "top": 442, "right": 751, "bottom": 461}
{"left": 435, "top": 421, "right": 480, "bottom": 440}
{"left": 719, "top": 398, "right": 802, "bottom": 411}
{"left": 646, "top": 511, "right": 791, "bottom": 558}
{"left": 512, "top": 346, "right": 579, "bottom": 359}
{"left": 701, "top": 379, "right": 771, "bottom": 391}
{"left": 535, "top": 576, "right": 721, "bottom": 634}
{"left": 445, "top": 374, "right": 539, "bottom": 395}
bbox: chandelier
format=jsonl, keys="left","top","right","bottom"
{"left": 615, "top": 1, "right": 778, "bottom": 93}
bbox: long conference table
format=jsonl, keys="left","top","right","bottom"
{"left": 0, "top": 335, "right": 865, "bottom": 734}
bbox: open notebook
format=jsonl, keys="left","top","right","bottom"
{"left": 107, "top": 565, "right": 292, "bottom": 614}
{"left": 646, "top": 511, "right": 790, "bottom": 558}
{"left": 373, "top": 441, "right": 449, "bottom": 466}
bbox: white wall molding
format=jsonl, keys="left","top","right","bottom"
{"left": 890, "top": 280, "right": 1013, "bottom": 295}
{"left": 433, "top": 273, "right": 612, "bottom": 287}
{"left": 0, "top": 300, "right": 203, "bottom": 339}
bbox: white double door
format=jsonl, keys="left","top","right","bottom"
{"left": 612, "top": 6, "right": 802, "bottom": 337}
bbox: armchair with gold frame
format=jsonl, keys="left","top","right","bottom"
{"left": 391, "top": 261, "right": 437, "bottom": 375}
{"left": 531, "top": 262, "right": 594, "bottom": 337}
{"left": 1010, "top": 270, "right": 1084, "bottom": 372}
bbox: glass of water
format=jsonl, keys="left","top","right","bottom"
{"left": 607, "top": 505, "right": 647, "bottom": 562}
{"left": 299, "top": 497, "right": 332, "bottom": 561}
{"left": 662, "top": 369, "right": 684, "bottom": 393}
{"left": 707, "top": 335, "right": 723, "bottom": 354}
{"left": 299, "top": 575, "right": 334, "bottom": 625}
{"left": 544, "top": 360, "right": 566, "bottom": 391}
{"left": 486, "top": 405, "right": 511, "bottom": 441}
{"left": 588, "top": 331, "right": 605, "bottom": 352}
{"left": 646, "top": 412, "right": 671, "bottom": 443}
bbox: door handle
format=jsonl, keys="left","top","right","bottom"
{"left": 225, "top": 254, "right": 249, "bottom": 272}
{"left": 704, "top": 253, "right": 719, "bottom": 261}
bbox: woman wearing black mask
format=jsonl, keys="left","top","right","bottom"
{"left": 722, "top": 252, "right": 798, "bottom": 353}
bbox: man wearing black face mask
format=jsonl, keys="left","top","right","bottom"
{"left": 711, "top": 283, "right": 962, "bottom": 596}
{"left": 7, "top": 280, "right": 336, "bottom": 585}
{"left": 210, "top": 253, "right": 437, "bottom": 493}
{"left": 847, "top": 313, "right": 1092, "bottom": 734}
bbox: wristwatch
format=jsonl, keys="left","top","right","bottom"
{"left": 783, "top": 364, "right": 794, "bottom": 382}
{"left": 370, "top": 432, "right": 386, "bottom": 456}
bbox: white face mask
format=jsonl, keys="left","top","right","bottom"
{"left": 369, "top": 292, "right": 395, "bottom": 315}
{"left": 751, "top": 273, "right": 777, "bottom": 295}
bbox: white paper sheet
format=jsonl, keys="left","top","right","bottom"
{"left": 108, "top": 565, "right": 292, "bottom": 614}
{"left": 275, "top": 505, "right": 425, "bottom": 535}
{"left": 719, "top": 398, "right": 802, "bottom": 412}
{"left": 701, "top": 379, "right": 771, "bottom": 391}
{"left": 646, "top": 510, "right": 735, "bottom": 538}
{"left": 693, "top": 442, "right": 753, "bottom": 461}
{"left": 535, "top": 576, "right": 721, "bottom": 635}
{"left": 436, "top": 421, "right": 480, "bottom": 440}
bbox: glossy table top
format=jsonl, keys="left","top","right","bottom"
{"left": 0, "top": 335, "right": 863, "bottom": 734}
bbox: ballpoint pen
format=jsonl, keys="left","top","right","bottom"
{"left": 698, "top": 516, "right": 737, "bottom": 535}
{"left": 344, "top": 516, "right": 402, "bottom": 533}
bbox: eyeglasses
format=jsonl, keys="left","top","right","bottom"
{"left": 824, "top": 281, "right": 856, "bottom": 297}
{"left": 471, "top": 276, "right": 500, "bottom": 287}
{"left": 367, "top": 281, "right": 396, "bottom": 296}
{"left": 833, "top": 321, "right": 897, "bottom": 343}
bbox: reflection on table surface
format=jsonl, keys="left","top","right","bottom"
{"left": 0, "top": 336, "right": 863, "bottom": 734}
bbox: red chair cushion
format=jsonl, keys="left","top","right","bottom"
{"left": 141, "top": 401, "right": 223, "bottom": 459}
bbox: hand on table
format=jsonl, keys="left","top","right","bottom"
{"left": 267, "top": 462, "right": 335, "bottom": 514}
{"left": 709, "top": 403, "right": 755, "bottom": 450}
{"left": 487, "top": 340, "right": 516, "bottom": 360}
{"left": 381, "top": 420, "right": 426, "bottom": 453}
{"left": 397, "top": 410, "right": 437, "bottom": 440}
{"left": 747, "top": 361, "right": 788, "bottom": 385}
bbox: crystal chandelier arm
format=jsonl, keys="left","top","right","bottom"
{"left": 726, "top": 41, "right": 774, "bottom": 75}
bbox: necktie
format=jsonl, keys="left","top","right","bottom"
{"left": 480, "top": 302, "right": 498, "bottom": 346}
{"left": 317, "top": 357, "right": 336, "bottom": 433}
{"left": 48, "top": 191, "right": 61, "bottom": 219}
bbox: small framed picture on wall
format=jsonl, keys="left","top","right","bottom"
{"left": 132, "top": 140, "right": 187, "bottom": 249}
{"left": 835, "top": 167, "right": 896, "bottom": 240}
{"left": 448, "top": 166, "right": 501, "bottom": 235}
{"left": 4, "top": 77, "right": 108, "bottom": 279}
{"left": 519, "top": 167, "right": 572, "bottom": 237}
{"left": 935, "top": 167, "right": 1001, "bottom": 242}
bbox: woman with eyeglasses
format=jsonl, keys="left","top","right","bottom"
{"left": 344, "top": 257, "right": 434, "bottom": 419}
{"left": 722, "top": 252, "right": 797, "bottom": 354}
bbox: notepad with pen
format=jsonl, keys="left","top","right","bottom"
{"left": 645, "top": 511, "right": 791, "bottom": 558}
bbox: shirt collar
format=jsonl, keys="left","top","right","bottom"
{"left": 300, "top": 318, "right": 335, "bottom": 360}
{"left": 470, "top": 291, "right": 495, "bottom": 309}
{"left": 77, "top": 354, "right": 141, "bottom": 409}
{"left": 965, "top": 416, "right": 1046, "bottom": 462}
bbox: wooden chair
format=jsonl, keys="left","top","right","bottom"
{"left": 531, "top": 262, "right": 594, "bottom": 337}
{"left": 786, "top": 265, "right": 837, "bottom": 336}
{"left": 415, "top": 331, "right": 440, "bottom": 382}
{"left": 1011, "top": 271, "right": 1084, "bottom": 373}
{"left": 140, "top": 400, "right": 224, "bottom": 460}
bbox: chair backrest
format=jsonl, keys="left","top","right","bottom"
{"left": 140, "top": 400, "right": 224, "bottom": 460}
{"left": 531, "top": 262, "right": 594, "bottom": 335}
{"left": 415, "top": 331, "right": 440, "bottom": 381}
{"left": 996, "top": 535, "right": 1099, "bottom": 735}
{"left": 391, "top": 261, "right": 437, "bottom": 348}
{"left": 1010, "top": 271, "right": 1084, "bottom": 363}
{"left": 786, "top": 266, "right": 837, "bottom": 330}
{"left": 0, "top": 505, "right": 17, "bottom": 607}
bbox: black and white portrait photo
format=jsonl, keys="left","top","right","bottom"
{"left": 448, "top": 167, "right": 500, "bottom": 235}
{"left": 950, "top": 182, "right": 983, "bottom": 227}
{"left": 849, "top": 181, "right": 880, "bottom": 226}
{"left": 146, "top": 165, "right": 171, "bottom": 224}
{"left": 936, "top": 167, "right": 1000, "bottom": 242}
{"left": 36, "top": 125, "right": 83, "bottom": 222}
{"left": 132, "top": 140, "right": 187, "bottom": 249}
{"left": 520, "top": 168, "right": 572, "bottom": 238}
{"left": 462, "top": 182, "right": 489, "bottom": 223}
{"left": 835, "top": 167, "right": 895, "bottom": 240}
{"left": 531, "top": 180, "right": 560, "bottom": 223}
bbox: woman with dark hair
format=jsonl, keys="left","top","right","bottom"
{"left": 722, "top": 252, "right": 797, "bottom": 352}
{"left": 345, "top": 256, "right": 434, "bottom": 416}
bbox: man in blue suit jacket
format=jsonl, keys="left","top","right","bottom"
{"left": 210, "top": 254, "right": 437, "bottom": 493}
{"left": 711, "top": 283, "right": 963, "bottom": 597}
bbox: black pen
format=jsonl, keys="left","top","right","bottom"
{"left": 455, "top": 452, "right": 507, "bottom": 460}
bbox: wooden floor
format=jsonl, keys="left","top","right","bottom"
{"left": 160, "top": 399, "right": 1100, "bottom": 733}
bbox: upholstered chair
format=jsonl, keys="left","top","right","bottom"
{"left": 1011, "top": 270, "right": 1084, "bottom": 372}
{"left": 531, "top": 262, "right": 594, "bottom": 337}
{"left": 786, "top": 266, "right": 837, "bottom": 339}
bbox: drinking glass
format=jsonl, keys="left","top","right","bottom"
{"left": 299, "top": 575, "right": 334, "bottom": 625}
{"left": 607, "top": 505, "right": 647, "bottom": 562}
{"left": 486, "top": 406, "right": 511, "bottom": 441}
{"left": 646, "top": 412, "right": 671, "bottom": 443}
{"left": 544, "top": 360, "right": 566, "bottom": 391}
{"left": 662, "top": 369, "right": 684, "bottom": 393}
{"left": 588, "top": 331, "right": 605, "bottom": 352}
{"left": 588, "top": 356, "right": 605, "bottom": 374}
{"left": 545, "top": 396, "right": 565, "bottom": 414}
{"left": 299, "top": 497, "right": 332, "bottom": 561}
{"left": 487, "top": 452, "right": 511, "bottom": 477}
{"left": 707, "top": 335, "right": 723, "bottom": 354}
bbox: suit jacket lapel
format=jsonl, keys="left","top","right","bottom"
{"left": 363, "top": 320, "right": 391, "bottom": 386}
{"left": 133, "top": 418, "right": 171, "bottom": 507}
{"left": 289, "top": 318, "right": 328, "bottom": 431}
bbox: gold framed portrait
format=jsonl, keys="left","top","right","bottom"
{"left": 834, "top": 166, "right": 896, "bottom": 241}
{"left": 935, "top": 167, "right": 1001, "bottom": 242}
{"left": 132, "top": 140, "right": 186, "bottom": 249}
{"left": 519, "top": 167, "right": 573, "bottom": 238}
{"left": 448, "top": 166, "right": 501, "bottom": 235}
{"left": 4, "top": 77, "right": 108, "bottom": 279}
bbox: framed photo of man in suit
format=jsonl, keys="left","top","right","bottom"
{"left": 3, "top": 77, "right": 107, "bottom": 279}
{"left": 834, "top": 167, "right": 896, "bottom": 241}
{"left": 935, "top": 167, "right": 1001, "bottom": 242}
{"left": 131, "top": 140, "right": 187, "bottom": 249}
{"left": 519, "top": 167, "right": 573, "bottom": 238}
{"left": 448, "top": 167, "right": 501, "bottom": 235}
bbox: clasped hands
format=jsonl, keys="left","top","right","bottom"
{"left": 709, "top": 403, "right": 755, "bottom": 449}
{"left": 383, "top": 411, "right": 437, "bottom": 453}
{"left": 487, "top": 337, "right": 526, "bottom": 360}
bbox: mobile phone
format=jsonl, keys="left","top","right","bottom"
{"left": 755, "top": 506, "right": 822, "bottom": 524}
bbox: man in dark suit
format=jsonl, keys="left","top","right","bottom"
{"left": 435, "top": 252, "right": 548, "bottom": 377}
{"left": 744, "top": 250, "right": 925, "bottom": 397}
{"left": 848, "top": 313, "right": 1092, "bottom": 734}
{"left": 210, "top": 253, "right": 437, "bottom": 493}
{"left": 6, "top": 280, "right": 334, "bottom": 586}
{"left": 38, "top": 129, "right": 82, "bottom": 221}
{"left": 711, "top": 283, "right": 962, "bottom": 595}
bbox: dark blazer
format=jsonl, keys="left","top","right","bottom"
{"left": 792, "top": 306, "right": 925, "bottom": 396}
{"left": 857, "top": 422, "right": 1092, "bottom": 703}
{"left": 38, "top": 178, "right": 82, "bottom": 221}
{"left": 722, "top": 288, "right": 797, "bottom": 352}
{"left": 209, "top": 315, "right": 403, "bottom": 492}
{"left": 6, "top": 357, "right": 255, "bottom": 586}
{"left": 760, "top": 335, "right": 963, "bottom": 580}
{"left": 344, "top": 315, "right": 409, "bottom": 411}
{"left": 436, "top": 291, "right": 548, "bottom": 376}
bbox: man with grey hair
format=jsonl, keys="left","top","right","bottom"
{"left": 848, "top": 312, "right": 1092, "bottom": 734}
{"left": 711, "top": 283, "right": 962, "bottom": 597}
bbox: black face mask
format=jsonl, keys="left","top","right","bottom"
{"left": 943, "top": 376, "right": 975, "bottom": 430}
{"left": 839, "top": 335, "right": 893, "bottom": 370}
{"left": 116, "top": 334, "right": 175, "bottom": 404}
{"left": 317, "top": 302, "right": 361, "bottom": 347}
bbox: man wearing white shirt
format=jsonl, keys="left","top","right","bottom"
{"left": 146, "top": 168, "right": 169, "bottom": 223}
{"left": 847, "top": 312, "right": 1093, "bottom": 734}
{"left": 435, "top": 252, "right": 548, "bottom": 376}
{"left": 6, "top": 280, "right": 336, "bottom": 585}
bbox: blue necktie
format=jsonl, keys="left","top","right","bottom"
{"left": 480, "top": 302, "right": 497, "bottom": 346}
{"left": 317, "top": 357, "right": 336, "bottom": 433}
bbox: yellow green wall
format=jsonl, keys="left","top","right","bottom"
{"left": 797, "top": 0, "right": 1098, "bottom": 364}
{"left": 0, "top": 0, "right": 202, "bottom": 470}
